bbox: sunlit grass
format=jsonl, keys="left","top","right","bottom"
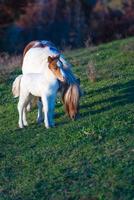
{"left": 0, "top": 37, "right": 134, "bottom": 200}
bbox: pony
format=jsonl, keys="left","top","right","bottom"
{"left": 22, "top": 40, "right": 81, "bottom": 121}
{"left": 12, "top": 56, "right": 66, "bottom": 128}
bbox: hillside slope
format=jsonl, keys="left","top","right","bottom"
{"left": 0, "top": 37, "right": 134, "bottom": 200}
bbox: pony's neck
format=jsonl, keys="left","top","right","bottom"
{"left": 43, "top": 64, "right": 57, "bottom": 83}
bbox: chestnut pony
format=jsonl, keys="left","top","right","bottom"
{"left": 22, "top": 40, "right": 81, "bottom": 121}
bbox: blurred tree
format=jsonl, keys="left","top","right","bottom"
{"left": 0, "top": 0, "right": 134, "bottom": 53}
{"left": 0, "top": 0, "right": 33, "bottom": 27}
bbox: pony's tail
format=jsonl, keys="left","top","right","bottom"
{"left": 62, "top": 84, "right": 80, "bottom": 119}
{"left": 12, "top": 75, "right": 22, "bottom": 98}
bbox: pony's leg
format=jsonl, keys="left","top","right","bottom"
{"left": 26, "top": 102, "right": 31, "bottom": 112}
{"left": 37, "top": 97, "right": 44, "bottom": 124}
{"left": 18, "top": 98, "right": 25, "bottom": 128}
{"left": 23, "top": 107, "right": 28, "bottom": 126}
{"left": 18, "top": 92, "right": 30, "bottom": 128}
{"left": 23, "top": 94, "right": 32, "bottom": 126}
{"left": 49, "top": 95, "right": 56, "bottom": 127}
{"left": 42, "top": 94, "right": 56, "bottom": 128}
{"left": 41, "top": 96, "right": 51, "bottom": 128}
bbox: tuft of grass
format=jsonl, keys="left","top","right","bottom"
{"left": 121, "top": 40, "right": 134, "bottom": 52}
{"left": 0, "top": 37, "right": 134, "bottom": 200}
{"left": 87, "top": 61, "right": 97, "bottom": 82}
{"left": 0, "top": 53, "right": 22, "bottom": 83}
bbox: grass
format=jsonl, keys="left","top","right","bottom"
{"left": 0, "top": 37, "right": 134, "bottom": 200}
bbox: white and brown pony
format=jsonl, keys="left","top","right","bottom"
{"left": 12, "top": 56, "right": 66, "bottom": 128}
{"left": 22, "top": 40, "right": 81, "bottom": 122}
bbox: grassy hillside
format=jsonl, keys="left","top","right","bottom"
{"left": 0, "top": 37, "right": 134, "bottom": 200}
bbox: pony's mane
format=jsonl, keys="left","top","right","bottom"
{"left": 60, "top": 68, "right": 81, "bottom": 119}
{"left": 62, "top": 84, "right": 80, "bottom": 119}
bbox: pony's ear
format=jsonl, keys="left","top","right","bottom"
{"left": 48, "top": 56, "right": 53, "bottom": 63}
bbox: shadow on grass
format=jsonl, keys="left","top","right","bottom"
{"left": 80, "top": 80, "right": 134, "bottom": 116}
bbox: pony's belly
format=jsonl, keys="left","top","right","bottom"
{"left": 27, "top": 80, "right": 59, "bottom": 98}
{"left": 28, "top": 86, "right": 42, "bottom": 97}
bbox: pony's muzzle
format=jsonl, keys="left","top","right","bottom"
{"left": 70, "top": 113, "right": 79, "bottom": 120}
{"left": 71, "top": 115, "right": 76, "bottom": 120}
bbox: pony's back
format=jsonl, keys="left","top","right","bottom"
{"left": 22, "top": 41, "right": 60, "bottom": 74}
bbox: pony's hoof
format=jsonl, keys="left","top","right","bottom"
{"left": 19, "top": 124, "right": 24, "bottom": 129}
{"left": 45, "top": 126, "right": 51, "bottom": 129}
{"left": 24, "top": 122, "right": 28, "bottom": 126}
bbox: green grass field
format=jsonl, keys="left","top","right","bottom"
{"left": 0, "top": 37, "right": 134, "bottom": 200}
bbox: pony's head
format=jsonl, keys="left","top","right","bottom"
{"left": 48, "top": 56, "right": 66, "bottom": 82}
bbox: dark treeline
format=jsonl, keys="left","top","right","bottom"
{"left": 0, "top": 0, "right": 134, "bottom": 53}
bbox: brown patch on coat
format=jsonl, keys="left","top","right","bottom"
{"left": 23, "top": 41, "right": 37, "bottom": 57}
{"left": 23, "top": 41, "right": 48, "bottom": 58}
{"left": 48, "top": 56, "right": 65, "bottom": 82}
